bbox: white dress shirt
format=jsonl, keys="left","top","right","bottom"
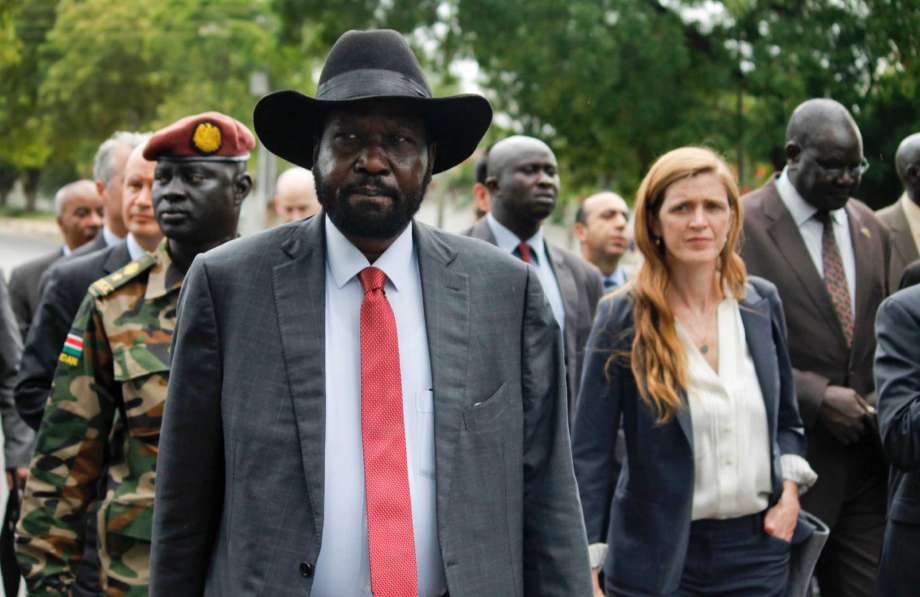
{"left": 678, "top": 297, "right": 817, "bottom": 521}
{"left": 312, "top": 216, "right": 445, "bottom": 597}
{"left": 776, "top": 169, "right": 856, "bottom": 308}
{"left": 102, "top": 225, "right": 122, "bottom": 248}
{"left": 485, "top": 213, "right": 566, "bottom": 331}
{"left": 125, "top": 233, "right": 148, "bottom": 261}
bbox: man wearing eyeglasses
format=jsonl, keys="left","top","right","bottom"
{"left": 740, "top": 98, "right": 890, "bottom": 597}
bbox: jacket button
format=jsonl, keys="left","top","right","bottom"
{"left": 299, "top": 562, "right": 315, "bottom": 577}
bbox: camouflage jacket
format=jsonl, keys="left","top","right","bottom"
{"left": 16, "top": 241, "right": 181, "bottom": 596}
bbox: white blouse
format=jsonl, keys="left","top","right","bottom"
{"left": 677, "top": 297, "right": 816, "bottom": 521}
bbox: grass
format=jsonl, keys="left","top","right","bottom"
{"left": 0, "top": 206, "right": 55, "bottom": 220}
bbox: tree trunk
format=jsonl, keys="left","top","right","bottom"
{"left": 23, "top": 169, "right": 41, "bottom": 212}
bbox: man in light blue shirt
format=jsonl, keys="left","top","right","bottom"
{"left": 466, "top": 135, "right": 603, "bottom": 424}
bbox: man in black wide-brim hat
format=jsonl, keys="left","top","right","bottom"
{"left": 150, "top": 29, "right": 592, "bottom": 597}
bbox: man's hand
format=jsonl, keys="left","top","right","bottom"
{"left": 5, "top": 467, "right": 28, "bottom": 492}
{"left": 818, "top": 385, "right": 873, "bottom": 445}
{"left": 764, "top": 481, "right": 800, "bottom": 542}
{"left": 591, "top": 567, "right": 604, "bottom": 597}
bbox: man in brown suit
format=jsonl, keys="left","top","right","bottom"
{"left": 877, "top": 133, "right": 920, "bottom": 290}
{"left": 740, "top": 98, "right": 889, "bottom": 597}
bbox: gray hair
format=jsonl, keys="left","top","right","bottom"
{"left": 53, "top": 180, "right": 98, "bottom": 216}
{"left": 92, "top": 131, "right": 147, "bottom": 184}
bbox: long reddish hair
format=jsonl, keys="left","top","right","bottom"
{"left": 627, "top": 146, "right": 746, "bottom": 423}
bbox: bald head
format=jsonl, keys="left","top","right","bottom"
{"left": 486, "top": 135, "right": 560, "bottom": 239}
{"left": 55, "top": 180, "right": 103, "bottom": 250}
{"left": 785, "top": 98, "right": 865, "bottom": 211}
{"left": 575, "top": 192, "right": 630, "bottom": 275}
{"left": 896, "top": 133, "right": 920, "bottom": 204}
{"left": 274, "top": 167, "right": 319, "bottom": 223}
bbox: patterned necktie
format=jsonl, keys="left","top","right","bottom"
{"left": 358, "top": 267, "right": 418, "bottom": 597}
{"left": 816, "top": 211, "right": 854, "bottom": 346}
{"left": 516, "top": 242, "right": 532, "bottom": 263}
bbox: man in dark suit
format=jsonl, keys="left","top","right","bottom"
{"left": 741, "top": 98, "right": 889, "bottom": 597}
{"left": 15, "top": 142, "right": 162, "bottom": 430}
{"left": 151, "top": 30, "right": 591, "bottom": 597}
{"left": 8, "top": 180, "right": 103, "bottom": 336}
{"left": 874, "top": 283, "right": 920, "bottom": 596}
{"left": 877, "top": 133, "right": 920, "bottom": 291}
{"left": 466, "top": 136, "right": 603, "bottom": 421}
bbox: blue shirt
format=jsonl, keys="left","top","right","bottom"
{"left": 312, "top": 216, "right": 445, "bottom": 597}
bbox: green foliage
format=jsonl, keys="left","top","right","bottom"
{"left": 1, "top": 0, "right": 918, "bottom": 210}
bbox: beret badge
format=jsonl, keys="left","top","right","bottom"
{"left": 192, "top": 122, "right": 222, "bottom": 154}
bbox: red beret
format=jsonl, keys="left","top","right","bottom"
{"left": 144, "top": 111, "right": 256, "bottom": 161}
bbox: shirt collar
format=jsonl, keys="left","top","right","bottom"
{"left": 605, "top": 267, "right": 627, "bottom": 287}
{"left": 144, "top": 240, "right": 181, "bottom": 300}
{"left": 485, "top": 212, "right": 546, "bottom": 257}
{"left": 324, "top": 215, "right": 415, "bottom": 292}
{"left": 61, "top": 244, "right": 72, "bottom": 256}
{"left": 102, "top": 225, "right": 122, "bottom": 247}
{"left": 125, "top": 233, "right": 149, "bottom": 261}
{"left": 776, "top": 168, "right": 846, "bottom": 227}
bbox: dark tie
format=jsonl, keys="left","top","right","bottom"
{"left": 358, "top": 267, "right": 418, "bottom": 596}
{"left": 603, "top": 276, "right": 618, "bottom": 290}
{"left": 815, "top": 211, "right": 853, "bottom": 346}
{"left": 515, "top": 242, "right": 532, "bottom": 263}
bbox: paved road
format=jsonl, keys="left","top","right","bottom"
{"left": 0, "top": 231, "right": 57, "bottom": 280}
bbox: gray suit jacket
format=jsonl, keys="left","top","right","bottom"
{"left": 465, "top": 218, "right": 604, "bottom": 423}
{"left": 877, "top": 197, "right": 919, "bottom": 291}
{"left": 741, "top": 178, "right": 890, "bottom": 525}
{"left": 0, "top": 274, "right": 33, "bottom": 468}
{"left": 8, "top": 248, "right": 64, "bottom": 338}
{"left": 151, "top": 214, "right": 592, "bottom": 596}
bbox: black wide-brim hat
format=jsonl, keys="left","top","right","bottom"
{"left": 254, "top": 29, "right": 492, "bottom": 174}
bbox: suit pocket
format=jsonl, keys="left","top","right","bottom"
{"left": 463, "top": 382, "right": 508, "bottom": 432}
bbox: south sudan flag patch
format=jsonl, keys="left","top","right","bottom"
{"left": 59, "top": 333, "right": 83, "bottom": 366}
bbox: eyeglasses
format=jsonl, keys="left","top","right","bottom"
{"left": 816, "top": 157, "right": 870, "bottom": 179}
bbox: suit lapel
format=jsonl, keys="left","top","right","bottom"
{"left": 272, "top": 216, "right": 327, "bottom": 548}
{"left": 103, "top": 242, "right": 130, "bottom": 274}
{"left": 415, "top": 222, "right": 470, "bottom": 524}
{"left": 739, "top": 290, "right": 778, "bottom": 433}
{"left": 763, "top": 184, "right": 845, "bottom": 345}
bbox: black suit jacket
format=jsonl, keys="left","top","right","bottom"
{"left": 874, "top": 284, "right": 920, "bottom": 595}
{"left": 8, "top": 249, "right": 64, "bottom": 338}
{"left": 14, "top": 241, "right": 132, "bottom": 429}
{"left": 741, "top": 178, "right": 890, "bottom": 523}
{"left": 465, "top": 217, "right": 604, "bottom": 422}
{"left": 573, "top": 278, "right": 809, "bottom": 595}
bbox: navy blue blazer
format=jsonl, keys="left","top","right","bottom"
{"left": 572, "top": 276, "right": 808, "bottom": 596}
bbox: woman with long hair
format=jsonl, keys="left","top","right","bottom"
{"left": 573, "top": 147, "right": 817, "bottom": 596}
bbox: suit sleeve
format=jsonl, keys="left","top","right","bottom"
{"left": 14, "top": 273, "right": 77, "bottom": 431}
{"left": 572, "top": 298, "right": 623, "bottom": 545}
{"left": 767, "top": 285, "right": 808, "bottom": 458}
{"left": 150, "top": 256, "right": 224, "bottom": 597}
{"left": 15, "top": 294, "right": 115, "bottom": 595}
{"left": 8, "top": 267, "right": 32, "bottom": 339}
{"left": 0, "top": 276, "right": 33, "bottom": 468}
{"left": 875, "top": 292, "right": 920, "bottom": 471}
{"left": 520, "top": 267, "right": 592, "bottom": 596}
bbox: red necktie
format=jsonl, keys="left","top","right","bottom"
{"left": 516, "top": 242, "right": 532, "bottom": 263}
{"left": 816, "top": 211, "right": 854, "bottom": 346}
{"left": 358, "top": 267, "right": 418, "bottom": 597}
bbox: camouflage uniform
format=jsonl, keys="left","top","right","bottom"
{"left": 16, "top": 240, "right": 181, "bottom": 596}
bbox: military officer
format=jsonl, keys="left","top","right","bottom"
{"left": 15, "top": 111, "right": 254, "bottom": 596}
